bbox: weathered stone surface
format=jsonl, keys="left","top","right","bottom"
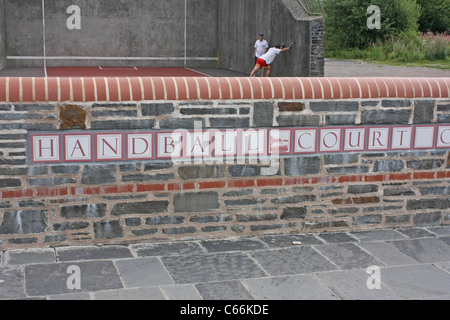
{"left": 209, "top": 117, "right": 250, "bottom": 128}
{"left": 0, "top": 179, "right": 21, "bottom": 188}
{"left": 60, "top": 204, "right": 108, "bottom": 219}
{"left": 236, "top": 213, "right": 277, "bottom": 222}
{"left": 162, "top": 227, "right": 196, "bottom": 235}
{"left": 414, "top": 100, "right": 435, "bottom": 124}
{"left": 384, "top": 188, "right": 416, "bottom": 197}
{"left": 145, "top": 216, "right": 185, "bottom": 225}
{"left": 180, "top": 108, "right": 237, "bottom": 115}
{"left": 228, "top": 165, "right": 280, "bottom": 177}
{"left": 141, "top": 103, "right": 174, "bottom": 116}
{"left": 0, "top": 210, "right": 47, "bottom": 235}
{"left": 413, "top": 212, "right": 442, "bottom": 226}
{"left": 53, "top": 222, "right": 90, "bottom": 232}
{"left": 122, "top": 173, "right": 174, "bottom": 182}
{"left": 174, "top": 192, "right": 220, "bottom": 213}
{"left": 60, "top": 105, "right": 86, "bottom": 130}
{"left": 277, "top": 115, "right": 320, "bottom": 126}
{"left": 250, "top": 223, "right": 298, "bottom": 232}
{"left": 420, "top": 186, "right": 450, "bottom": 196}
{"left": 94, "top": 221, "right": 124, "bottom": 239}
{"left": 310, "top": 101, "right": 359, "bottom": 112}
{"left": 284, "top": 157, "right": 321, "bottom": 176}
{"left": 353, "top": 214, "right": 383, "bottom": 225}
{"left": 385, "top": 215, "right": 411, "bottom": 224}
{"left": 281, "top": 207, "right": 307, "bottom": 220}
{"left": 362, "top": 110, "right": 410, "bottom": 124}
{"left": 348, "top": 184, "right": 378, "bottom": 194}
{"left": 111, "top": 201, "right": 169, "bottom": 215}
{"left": 92, "top": 110, "right": 137, "bottom": 118}
{"left": 225, "top": 198, "right": 264, "bottom": 207}
{"left": 190, "top": 214, "right": 232, "bottom": 223}
{"left": 374, "top": 160, "right": 404, "bottom": 172}
{"left": 254, "top": 102, "right": 274, "bottom": 127}
{"left": 407, "top": 159, "right": 445, "bottom": 170}
{"left": 382, "top": 100, "right": 412, "bottom": 108}
{"left": 271, "top": 195, "right": 317, "bottom": 204}
{"left": 28, "top": 177, "right": 76, "bottom": 186}
{"left": 407, "top": 198, "right": 450, "bottom": 210}
{"left": 125, "top": 218, "right": 142, "bottom": 227}
{"left": 81, "top": 165, "right": 116, "bottom": 185}
{"left": 326, "top": 166, "right": 370, "bottom": 174}
{"left": 159, "top": 118, "right": 205, "bottom": 129}
{"left": 179, "top": 165, "right": 226, "bottom": 180}
{"left": 324, "top": 154, "right": 359, "bottom": 165}
{"left": 325, "top": 114, "right": 357, "bottom": 125}
{"left": 91, "top": 120, "right": 155, "bottom": 130}
{"left": 51, "top": 166, "right": 80, "bottom": 175}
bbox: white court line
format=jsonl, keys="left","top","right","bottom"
{"left": 7, "top": 56, "right": 218, "bottom": 61}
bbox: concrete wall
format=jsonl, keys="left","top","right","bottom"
{"left": 217, "top": 0, "right": 324, "bottom": 76}
{"left": 5, "top": 0, "right": 219, "bottom": 68}
{"left": 0, "top": 0, "right": 6, "bottom": 70}
{"left": 4, "top": 0, "right": 324, "bottom": 75}
{"left": 0, "top": 77, "right": 449, "bottom": 248}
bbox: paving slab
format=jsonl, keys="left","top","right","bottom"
{"left": 195, "top": 281, "right": 254, "bottom": 300}
{"left": 357, "top": 242, "right": 419, "bottom": 266}
{"left": 162, "top": 285, "right": 203, "bottom": 300}
{"left": 25, "top": 261, "right": 123, "bottom": 296}
{"left": 258, "top": 234, "right": 323, "bottom": 248}
{"left": 315, "top": 270, "right": 402, "bottom": 300}
{"left": 250, "top": 247, "right": 337, "bottom": 276}
{"left": 243, "top": 275, "right": 338, "bottom": 300}
{"left": 380, "top": 265, "right": 450, "bottom": 299}
{"left": 427, "top": 226, "right": 450, "bottom": 237}
{"left": 396, "top": 227, "right": 435, "bottom": 239}
{"left": 47, "top": 292, "right": 91, "bottom": 300}
{"left": 438, "top": 237, "right": 450, "bottom": 246}
{"left": 161, "top": 252, "right": 266, "bottom": 284}
{"left": 131, "top": 242, "right": 205, "bottom": 257}
{"left": 114, "top": 257, "right": 174, "bottom": 288}
{"left": 435, "top": 262, "right": 450, "bottom": 274}
{"left": 314, "top": 243, "right": 383, "bottom": 270}
{"left": 0, "top": 266, "right": 25, "bottom": 300}
{"left": 390, "top": 238, "right": 450, "bottom": 263}
{"left": 93, "top": 287, "right": 165, "bottom": 300}
{"left": 200, "top": 238, "right": 267, "bottom": 253}
{"left": 57, "top": 246, "right": 133, "bottom": 262}
{"left": 5, "top": 249, "right": 56, "bottom": 265}
{"left": 350, "top": 229, "right": 407, "bottom": 242}
{"left": 317, "top": 233, "right": 357, "bottom": 244}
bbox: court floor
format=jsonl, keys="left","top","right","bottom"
{"left": 0, "top": 67, "right": 247, "bottom": 78}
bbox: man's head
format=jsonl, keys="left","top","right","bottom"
{"left": 274, "top": 45, "right": 282, "bottom": 49}
{"left": 258, "top": 33, "right": 264, "bottom": 41}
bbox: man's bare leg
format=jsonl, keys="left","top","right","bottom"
{"left": 250, "top": 65, "right": 261, "bottom": 77}
{"left": 265, "top": 67, "right": 272, "bottom": 77}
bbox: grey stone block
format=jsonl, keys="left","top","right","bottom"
{"left": 414, "top": 212, "right": 442, "bottom": 226}
{"left": 5, "top": 249, "right": 56, "bottom": 265}
{"left": 357, "top": 242, "right": 419, "bottom": 266}
{"left": 284, "top": 157, "right": 321, "bottom": 176}
{"left": 111, "top": 201, "right": 169, "bottom": 215}
{"left": 162, "top": 227, "right": 197, "bottom": 235}
{"left": 209, "top": 117, "right": 250, "bottom": 128}
{"left": 131, "top": 229, "right": 158, "bottom": 237}
{"left": 228, "top": 165, "right": 280, "bottom": 178}
{"left": 281, "top": 207, "right": 307, "bottom": 220}
{"left": 326, "top": 166, "right": 370, "bottom": 174}
{"left": 384, "top": 188, "right": 416, "bottom": 197}
{"left": 131, "top": 242, "right": 205, "bottom": 257}
{"left": 162, "top": 285, "right": 202, "bottom": 300}
{"left": 258, "top": 234, "right": 323, "bottom": 248}
{"left": 414, "top": 100, "right": 435, "bottom": 124}
{"left": 159, "top": 118, "right": 205, "bottom": 129}
{"left": 310, "top": 101, "right": 359, "bottom": 112}
{"left": 362, "top": 110, "right": 410, "bottom": 124}
{"left": 236, "top": 213, "right": 277, "bottom": 222}
{"left": 161, "top": 252, "right": 266, "bottom": 284}
{"left": 91, "top": 120, "right": 155, "bottom": 130}
{"left": 144, "top": 162, "right": 173, "bottom": 171}
{"left": 121, "top": 173, "right": 174, "bottom": 182}
{"left": 81, "top": 165, "right": 116, "bottom": 185}
{"left": 396, "top": 227, "right": 435, "bottom": 239}
{"left": 92, "top": 110, "right": 137, "bottom": 118}
{"left": 318, "top": 233, "right": 357, "bottom": 243}
{"left": 201, "top": 226, "right": 227, "bottom": 233}
{"left": 254, "top": 102, "right": 274, "bottom": 127}
{"left": 53, "top": 222, "right": 90, "bottom": 232}
{"left": 142, "top": 103, "right": 174, "bottom": 116}
{"left": 196, "top": 280, "right": 254, "bottom": 300}
{"left": 427, "top": 226, "right": 450, "bottom": 237}
{"left": 374, "top": 160, "right": 404, "bottom": 172}
{"left": 324, "top": 154, "right": 359, "bottom": 165}
{"left": 249, "top": 223, "right": 298, "bottom": 232}
{"left": 27, "top": 177, "right": 76, "bottom": 186}
{"left": 50, "top": 166, "right": 80, "bottom": 175}
{"left": 407, "top": 198, "right": 450, "bottom": 210}
{"left": 382, "top": 100, "right": 412, "bottom": 108}
{"left": 190, "top": 214, "right": 232, "bottom": 224}
{"left": 94, "top": 221, "right": 124, "bottom": 239}
{"left": 0, "top": 210, "right": 47, "bottom": 235}
{"left": 325, "top": 114, "right": 357, "bottom": 125}
{"left": 0, "top": 179, "right": 21, "bottom": 188}
{"left": 350, "top": 229, "right": 407, "bottom": 242}
{"left": 115, "top": 257, "right": 174, "bottom": 288}
{"left": 348, "top": 184, "right": 378, "bottom": 194}
{"left": 390, "top": 238, "right": 450, "bottom": 263}
{"left": 353, "top": 214, "right": 383, "bottom": 225}
{"left": 0, "top": 267, "right": 26, "bottom": 299}
{"left": 25, "top": 261, "right": 123, "bottom": 296}
{"left": 201, "top": 238, "right": 266, "bottom": 253}
{"left": 174, "top": 192, "right": 219, "bottom": 213}
{"left": 271, "top": 195, "right": 317, "bottom": 205}
{"left": 178, "top": 165, "right": 225, "bottom": 180}
{"left": 277, "top": 115, "right": 320, "bottom": 127}
{"left": 315, "top": 243, "right": 383, "bottom": 270}
{"left": 61, "top": 204, "right": 107, "bottom": 219}
{"left": 407, "top": 159, "right": 445, "bottom": 170}
{"left": 56, "top": 246, "right": 132, "bottom": 262}
{"left": 145, "top": 216, "right": 185, "bottom": 225}
{"left": 180, "top": 108, "right": 237, "bottom": 115}
{"left": 14, "top": 104, "right": 55, "bottom": 111}
{"left": 420, "top": 186, "right": 450, "bottom": 196}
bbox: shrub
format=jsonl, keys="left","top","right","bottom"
{"left": 416, "top": 0, "right": 450, "bottom": 33}
{"left": 324, "top": 0, "right": 422, "bottom": 50}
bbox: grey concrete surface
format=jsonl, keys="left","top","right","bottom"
{"left": 325, "top": 59, "right": 450, "bottom": 78}
{"left": 1, "top": 226, "right": 450, "bottom": 300}
{"left": 0, "top": 0, "right": 6, "bottom": 70}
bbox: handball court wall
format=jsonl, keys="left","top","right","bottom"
{"left": 0, "top": 76, "right": 449, "bottom": 248}
{"left": 0, "top": 0, "right": 324, "bottom": 77}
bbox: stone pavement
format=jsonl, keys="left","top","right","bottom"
{"left": 1, "top": 226, "right": 450, "bottom": 300}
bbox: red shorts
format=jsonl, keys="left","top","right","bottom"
{"left": 256, "top": 58, "right": 270, "bottom": 68}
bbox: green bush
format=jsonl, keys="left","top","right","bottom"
{"left": 416, "top": 0, "right": 450, "bottom": 33}
{"left": 324, "top": 0, "right": 422, "bottom": 50}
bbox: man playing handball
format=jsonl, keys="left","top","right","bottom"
{"left": 250, "top": 43, "right": 293, "bottom": 77}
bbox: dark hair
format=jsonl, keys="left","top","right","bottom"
{"left": 274, "top": 45, "right": 282, "bottom": 49}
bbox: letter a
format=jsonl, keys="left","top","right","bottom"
{"left": 67, "top": 5, "right": 81, "bottom": 30}
{"left": 66, "top": 265, "right": 81, "bottom": 290}
{"left": 367, "top": 5, "right": 381, "bottom": 30}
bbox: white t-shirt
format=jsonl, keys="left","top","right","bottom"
{"left": 259, "top": 48, "right": 281, "bottom": 65}
{"left": 254, "top": 40, "right": 269, "bottom": 58}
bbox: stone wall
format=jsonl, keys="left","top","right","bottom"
{"left": 0, "top": 77, "right": 449, "bottom": 248}
{"left": 0, "top": 0, "right": 6, "bottom": 70}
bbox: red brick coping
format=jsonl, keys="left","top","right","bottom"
{"left": 0, "top": 77, "right": 448, "bottom": 102}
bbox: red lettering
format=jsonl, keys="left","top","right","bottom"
{"left": 297, "top": 133, "right": 312, "bottom": 149}
{"left": 132, "top": 138, "right": 149, "bottom": 155}
{"left": 372, "top": 130, "right": 383, "bottom": 147}
{"left": 323, "top": 132, "right": 338, "bottom": 149}
{"left": 440, "top": 129, "right": 450, "bottom": 144}
{"left": 348, "top": 131, "right": 362, "bottom": 148}
{"left": 70, "top": 139, "right": 86, "bottom": 157}
{"left": 101, "top": 138, "right": 118, "bottom": 156}
{"left": 38, "top": 139, "right": 55, "bottom": 157}
{"left": 164, "top": 137, "right": 175, "bottom": 154}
